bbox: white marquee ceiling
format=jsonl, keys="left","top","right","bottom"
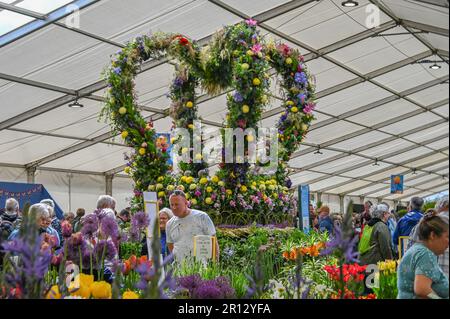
{"left": 0, "top": 0, "right": 448, "bottom": 203}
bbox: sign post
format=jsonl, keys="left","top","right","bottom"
{"left": 298, "top": 185, "right": 311, "bottom": 233}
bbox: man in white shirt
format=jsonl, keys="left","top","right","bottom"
{"left": 166, "top": 190, "right": 219, "bottom": 262}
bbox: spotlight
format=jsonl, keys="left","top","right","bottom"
{"left": 342, "top": 0, "right": 359, "bottom": 7}
{"left": 430, "top": 63, "right": 442, "bottom": 70}
{"left": 412, "top": 169, "right": 418, "bottom": 175}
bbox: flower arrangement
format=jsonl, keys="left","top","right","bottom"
{"left": 373, "top": 260, "right": 398, "bottom": 299}
{"left": 102, "top": 19, "right": 316, "bottom": 218}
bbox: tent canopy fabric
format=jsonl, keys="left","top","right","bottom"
{"left": 0, "top": 0, "right": 448, "bottom": 213}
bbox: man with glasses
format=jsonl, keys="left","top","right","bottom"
{"left": 166, "top": 190, "right": 219, "bottom": 262}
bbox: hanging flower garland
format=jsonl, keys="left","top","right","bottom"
{"left": 102, "top": 20, "right": 316, "bottom": 221}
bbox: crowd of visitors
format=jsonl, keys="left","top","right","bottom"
{"left": 309, "top": 196, "right": 449, "bottom": 299}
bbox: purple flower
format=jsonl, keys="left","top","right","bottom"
{"left": 245, "top": 19, "right": 258, "bottom": 26}
{"left": 1, "top": 236, "right": 51, "bottom": 280}
{"left": 131, "top": 211, "right": 149, "bottom": 230}
{"left": 100, "top": 216, "right": 119, "bottom": 240}
{"left": 81, "top": 214, "right": 99, "bottom": 237}
{"left": 195, "top": 190, "right": 202, "bottom": 197}
{"left": 178, "top": 274, "right": 202, "bottom": 291}
{"left": 173, "top": 77, "right": 184, "bottom": 88}
{"left": 233, "top": 92, "right": 244, "bottom": 103}
{"left": 113, "top": 67, "right": 121, "bottom": 75}
{"left": 194, "top": 283, "right": 223, "bottom": 299}
{"left": 93, "top": 239, "right": 117, "bottom": 266}
{"left": 297, "top": 93, "right": 307, "bottom": 105}
{"left": 295, "top": 72, "right": 307, "bottom": 85}
{"left": 251, "top": 44, "right": 263, "bottom": 54}
{"left": 321, "top": 225, "right": 359, "bottom": 264}
{"left": 61, "top": 221, "right": 73, "bottom": 238}
{"left": 304, "top": 102, "right": 315, "bottom": 115}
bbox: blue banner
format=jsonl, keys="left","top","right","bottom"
{"left": 298, "top": 185, "right": 311, "bottom": 233}
{"left": 0, "top": 182, "right": 64, "bottom": 219}
{"left": 391, "top": 175, "right": 404, "bottom": 194}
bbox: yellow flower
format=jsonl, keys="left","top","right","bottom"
{"left": 177, "top": 185, "right": 185, "bottom": 191}
{"left": 199, "top": 177, "right": 208, "bottom": 185}
{"left": 291, "top": 107, "right": 299, "bottom": 113}
{"left": 301, "top": 123, "right": 309, "bottom": 132}
{"left": 261, "top": 95, "right": 268, "bottom": 104}
{"left": 185, "top": 193, "right": 190, "bottom": 199}
{"left": 157, "top": 176, "right": 164, "bottom": 182}
{"left": 181, "top": 176, "right": 187, "bottom": 183}
{"left": 139, "top": 148, "right": 146, "bottom": 156}
{"left": 286, "top": 101, "right": 294, "bottom": 106}
{"left": 241, "top": 185, "right": 248, "bottom": 193}
{"left": 46, "top": 285, "right": 62, "bottom": 299}
{"left": 186, "top": 176, "right": 194, "bottom": 184}
{"left": 118, "top": 107, "right": 127, "bottom": 115}
{"left": 218, "top": 181, "right": 225, "bottom": 187}
{"left": 242, "top": 105, "right": 250, "bottom": 114}
{"left": 189, "top": 184, "right": 197, "bottom": 191}
{"left": 148, "top": 185, "right": 155, "bottom": 191}
{"left": 186, "top": 101, "right": 194, "bottom": 108}
{"left": 167, "top": 185, "right": 175, "bottom": 191}
{"left": 156, "top": 184, "right": 164, "bottom": 190}
{"left": 205, "top": 198, "right": 213, "bottom": 205}
{"left": 247, "top": 50, "right": 254, "bottom": 56}
{"left": 123, "top": 290, "right": 140, "bottom": 299}
{"left": 195, "top": 153, "right": 203, "bottom": 161}
{"left": 259, "top": 184, "right": 266, "bottom": 191}
{"left": 286, "top": 57, "right": 293, "bottom": 65}
{"left": 206, "top": 187, "right": 213, "bottom": 193}
{"left": 69, "top": 282, "right": 91, "bottom": 299}
{"left": 124, "top": 167, "right": 131, "bottom": 175}
{"left": 226, "top": 189, "right": 233, "bottom": 196}
{"left": 158, "top": 191, "right": 165, "bottom": 198}
{"left": 90, "top": 281, "right": 112, "bottom": 299}
{"left": 212, "top": 176, "right": 220, "bottom": 183}
{"left": 191, "top": 198, "right": 198, "bottom": 206}
{"left": 268, "top": 185, "right": 276, "bottom": 191}
{"left": 188, "top": 124, "right": 194, "bottom": 130}
{"left": 181, "top": 147, "right": 189, "bottom": 154}
{"left": 247, "top": 135, "right": 254, "bottom": 142}
{"left": 253, "top": 78, "right": 261, "bottom": 86}
{"left": 241, "top": 63, "right": 250, "bottom": 70}
{"left": 121, "top": 131, "right": 129, "bottom": 139}
{"left": 79, "top": 274, "right": 94, "bottom": 287}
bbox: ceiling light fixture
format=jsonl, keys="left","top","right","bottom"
{"left": 314, "top": 146, "right": 323, "bottom": 155}
{"left": 430, "top": 62, "right": 442, "bottom": 70}
{"left": 68, "top": 94, "right": 84, "bottom": 108}
{"left": 412, "top": 168, "right": 418, "bottom": 175}
{"left": 342, "top": 0, "right": 359, "bottom": 7}
{"left": 373, "top": 158, "right": 380, "bottom": 166}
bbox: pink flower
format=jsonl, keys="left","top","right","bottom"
{"left": 278, "top": 44, "right": 291, "bottom": 57}
{"left": 304, "top": 103, "right": 316, "bottom": 115}
{"left": 230, "top": 200, "right": 236, "bottom": 208}
{"left": 251, "top": 44, "right": 263, "bottom": 54}
{"left": 245, "top": 19, "right": 257, "bottom": 26}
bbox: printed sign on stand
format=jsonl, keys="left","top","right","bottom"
{"left": 193, "top": 235, "right": 217, "bottom": 264}
{"left": 298, "top": 185, "right": 311, "bottom": 233}
{"left": 391, "top": 175, "right": 404, "bottom": 194}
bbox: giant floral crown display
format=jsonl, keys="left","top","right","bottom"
{"left": 102, "top": 19, "right": 316, "bottom": 225}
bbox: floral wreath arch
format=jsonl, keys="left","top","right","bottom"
{"left": 102, "top": 19, "right": 316, "bottom": 225}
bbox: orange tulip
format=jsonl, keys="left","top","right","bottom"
{"left": 123, "top": 260, "right": 131, "bottom": 275}
{"left": 129, "top": 255, "right": 137, "bottom": 269}
{"left": 138, "top": 255, "right": 148, "bottom": 265}
{"left": 282, "top": 252, "right": 290, "bottom": 260}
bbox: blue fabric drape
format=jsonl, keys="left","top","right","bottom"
{"left": 0, "top": 181, "right": 64, "bottom": 219}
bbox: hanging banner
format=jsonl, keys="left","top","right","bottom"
{"left": 155, "top": 133, "right": 173, "bottom": 168}
{"left": 298, "top": 184, "right": 311, "bottom": 234}
{"left": 391, "top": 175, "right": 404, "bottom": 194}
{"left": 0, "top": 181, "right": 64, "bottom": 219}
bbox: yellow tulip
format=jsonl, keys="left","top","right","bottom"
{"left": 242, "top": 105, "right": 250, "bottom": 114}
{"left": 139, "top": 148, "right": 146, "bottom": 155}
{"left": 286, "top": 57, "right": 293, "bottom": 65}
{"left": 205, "top": 198, "right": 213, "bottom": 205}
{"left": 186, "top": 101, "right": 194, "bottom": 108}
{"left": 291, "top": 107, "right": 299, "bottom": 113}
{"left": 212, "top": 176, "right": 220, "bottom": 183}
{"left": 206, "top": 187, "right": 213, "bottom": 193}
{"left": 121, "top": 131, "right": 129, "bottom": 139}
{"left": 90, "top": 281, "right": 112, "bottom": 299}
{"left": 118, "top": 107, "right": 127, "bottom": 115}
{"left": 123, "top": 290, "right": 140, "bottom": 299}
{"left": 46, "top": 285, "right": 62, "bottom": 299}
